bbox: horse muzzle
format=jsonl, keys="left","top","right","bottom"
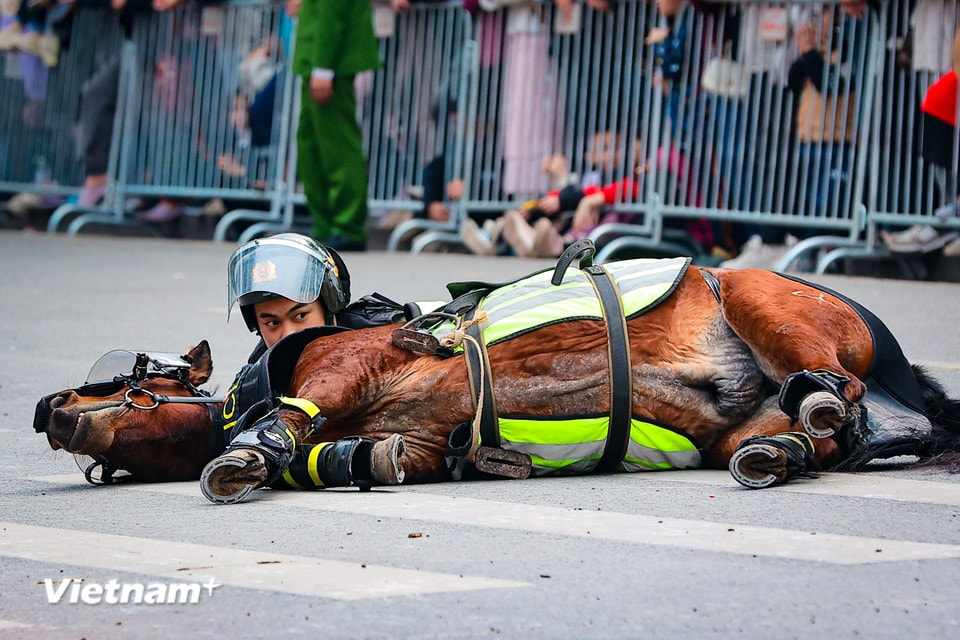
{"left": 36, "top": 391, "right": 124, "bottom": 454}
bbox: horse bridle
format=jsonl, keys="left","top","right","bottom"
{"left": 34, "top": 352, "right": 223, "bottom": 485}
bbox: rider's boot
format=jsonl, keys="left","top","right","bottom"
{"left": 276, "top": 434, "right": 407, "bottom": 491}
{"left": 728, "top": 432, "right": 819, "bottom": 489}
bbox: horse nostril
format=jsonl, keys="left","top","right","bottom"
{"left": 49, "top": 391, "right": 76, "bottom": 410}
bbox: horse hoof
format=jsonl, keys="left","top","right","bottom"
{"left": 200, "top": 449, "right": 268, "bottom": 505}
{"left": 798, "top": 391, "right": 846, "bottom": 438}
{"left": 370, "top": 434, "right": 406, "bottom": 485}
{"left": 728, "top": 443, "right": 786, "bottom": 489}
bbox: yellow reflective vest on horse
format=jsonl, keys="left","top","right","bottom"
{"left": 449, "top": 257, "right": 703, "bottom": 476}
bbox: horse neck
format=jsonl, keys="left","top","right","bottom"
{"left": 290, "top": 325, "right": 473, "bottom": 439}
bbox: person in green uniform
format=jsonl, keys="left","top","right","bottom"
{"left": 292, "top": 0, "right": 380, "bottom": 251}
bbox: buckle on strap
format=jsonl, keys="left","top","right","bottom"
{"left": 392, "top": 312, "right": 462, "bottom": 356}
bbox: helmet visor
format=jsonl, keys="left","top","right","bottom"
{"left": 227, "top": 240, "right": 331, "bottom": 319}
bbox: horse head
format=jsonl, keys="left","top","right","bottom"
{"left": 34, "top": 342, "right": 220, "bottom": 483}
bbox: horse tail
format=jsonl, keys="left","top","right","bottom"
{"left": 912, "top": 365, "right": 960, "bottom": 470}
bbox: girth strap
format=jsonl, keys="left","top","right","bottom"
{"left": 582, "top": 263, "right": 634, "bottom": 473}
{"left": 462, "top": 309, "right": 500, "bottom": 449}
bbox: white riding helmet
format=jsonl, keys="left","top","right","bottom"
{"left": 227, "top": 233, "right": 351, "bottom": 332}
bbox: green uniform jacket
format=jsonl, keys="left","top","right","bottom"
{"left": 292, "top": 0, "right": 381, "bottom": 77}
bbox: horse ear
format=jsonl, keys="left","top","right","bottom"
{"left": 185, "top": 340, "right": 213, "bottom": 386}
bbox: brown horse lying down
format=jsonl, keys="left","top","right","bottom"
{"left": 34, "top": 256, "right": 960, "bottom": 502}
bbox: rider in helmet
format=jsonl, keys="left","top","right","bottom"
{"left": 202, "top": 233, "right": 440, "bottom": 504}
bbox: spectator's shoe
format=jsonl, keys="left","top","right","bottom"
{"left": 6, "top": 192, "right": 44, "bottom": 218}
{"left": 138, "top": 202, "right": 184, "bottom": 222}
{"left": 14, "top": 29, "right": 40, "bottom": 57}
{"left": 200, "top": 197, "right": 227, "bottom": 217}
{"left": 502, "top": 209, "right": 536, "bottom": 257}
{"left": 720, "top": 234, "right": 797, "bottom": 270}
{"left": 460, "top": 217, "right": 495, "bottom": 255}
{"left": 405, "top": 185, "right": 424, "bottom": 201}
{"left": 374, "top": 209, "right": 411, "bottom": 230}
{"left": 531, "top": 218, "right": 564, "bottom": 258}
{"left": 323, "top": 234, "right": 367, "bottom": 252}
{"left": 944, "top": 237, "right": 960, "bottom": 258}
{"left": 0, "top": 21, "right": 21, "bottom": 51}
{"left": 38, "top": 33, "right": 58, "bottom": 67}
{"left": 935, "top": 200, "right": 960, "bottom": 220}
{"left": 882, "top": 224, "right": 955, "bottom": 254}
{"left": 77, "top": 184, "right": 106, "bottom": 208}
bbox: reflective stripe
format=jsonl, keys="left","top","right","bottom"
{"left": 280, "top": 396, "right": 322, "bottom": 418}
{"left": 281, "top": 469, "right": 304, "bottom": 489}
{"left": 498, "top": 416, "right": 699, "bottom": 474}
{"left": 412, "top": 300, "right": 446, "bottom": 315}
{"left": 476, "top": 258, "right": 689, "bottom": 347}
{"left": 307, "top": 443, "right": 329, "bottom": 487}
{"left": 499, "top": 416, "right": 608, "bottom": 446}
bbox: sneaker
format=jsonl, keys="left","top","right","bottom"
{"left": 138, "top": 201, "right": 184, "bottom": 222}
{"left": 200, "top": 197, "right": 227, "bottom": 217}
{"left": 38, "top": 33, "right": 58, "bottom": 67}
{"left": 77, "top": 184, "right": 106, "bottom": 208}
{"left": 15, "top": 29, "right": 40, "bottom": 57}
{"left": 481, "top": 216, "right": 505, "bottom": 244}
{"left": 5, "top": 192, "right": 43, "bottom": 218}
{"left": 944, "top": 237, "right": 960, "bottom": 257}
{"left": 0, "top": 21, "right": 21, "bottom": 51}
{"left": 935, "top": 201, "right": 960, "bottom": 220}
{"left": 374, "top": 209, "right": 411, "bottom": 230}
{"left": 460, "top": 217, "right": 495, "bottom": 256}
{"left": 502, "top": 209, "right": 536, "bottom": 258}
{"left": 882, "top": 224, "right": 955, "bottom": 254}
{"left": 531, "top": 218, "right": 564, "bottom": 258}
{"left": 721, "top": 234, "right": 794, "bottom": 270}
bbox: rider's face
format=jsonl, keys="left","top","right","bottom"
{"left": 254, "top": 297, "right": 329, "bottom": 347}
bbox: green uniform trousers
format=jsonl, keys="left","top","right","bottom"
{"left": 297, "top": 75, "right": 369, "bottom": 244}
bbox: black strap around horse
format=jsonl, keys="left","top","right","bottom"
{"left": 462, "top": 307, "right": 500, "bottom": 449}
{"left": 553, "top": 240, "right": 634, "bottom": 473}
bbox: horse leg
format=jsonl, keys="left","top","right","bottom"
{"left": 710, "top": 269, "right": 874, "bottom": 439}
{"left": 200, "top": 408, "right": 407, "bottom": 504}
{"left": 703, "top": 397, "right": 844, "bottom": 488}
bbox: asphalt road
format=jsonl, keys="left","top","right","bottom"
{"left": 1, "top": 231, "right": 959, "bottom": 639}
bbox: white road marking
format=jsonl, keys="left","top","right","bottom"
{"left": 916, "top": 360, "right": 960, "bottom": 371}
{"left": 28, "top": 475, "right": 960, "bottom": 565}
{"left": 0, "top": 522, "right": 527, "bottom": 600}
{"left": 660, "top": 470, "right": 960, "bottom": 506}
{"left": 0, "top": 620, "right": 30, "bottom": 630}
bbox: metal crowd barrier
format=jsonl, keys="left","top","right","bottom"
{"left": 39, "top": 1, "right": 292, "bottom": 236}
{"left": 841, "top": 0, "right": 960, "bottom": 277}
{"left": 0, "top": 8, "right": 124, "bottom": 198}
{"left": 2, "top": 0, "right": 956, "bottom": 275}
{"left": 386, "top": 0, "right": 881, "bottom": 266}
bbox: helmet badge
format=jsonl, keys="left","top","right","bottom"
{"left": 251, "top": 260, "right": 279, "bottom": 284}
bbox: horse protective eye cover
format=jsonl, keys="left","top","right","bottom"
{"left": 84, "top": 350, "right": 192, "bottom": 384}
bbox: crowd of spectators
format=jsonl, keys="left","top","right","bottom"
{"left": 3, "top": 0, "right": 960, "bottom": 269}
